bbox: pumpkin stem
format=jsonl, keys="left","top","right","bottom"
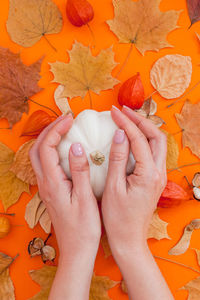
{"left": 90, "top": 151, "right": 105, "bottom": 166}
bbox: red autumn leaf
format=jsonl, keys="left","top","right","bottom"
{"left": 118, "top": 73, "right": 145, "bottom": 110}
{"left": 187, "top": 0, "right": 200, "bottom": 28}
{"left": 66, "top": 0, "right": 94, "bottom": 27}
{"left": 158, "top": 181, "right": 190, "bottom": 208}
{"left": 21, "top": 110, "right": 53, "bottom": 137}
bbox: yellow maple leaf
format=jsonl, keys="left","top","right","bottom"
{"left": 6, "top": 0, "right": 63, "bottom": 48}
{"left": 107, "top": 0, "right": 180, "bottom": 55}
{"left": 148, "top": 210, "right": 170, "bottom": 240}
{"left": 10, "top": 139, "right": 37, "bottom": 185}
{"left": 0, "top": 141, "right": 29, "bottom": 211}
{"left": 50, "top": 41, "right": 119, "bottom": 104}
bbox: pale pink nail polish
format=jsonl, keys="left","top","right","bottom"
{"left": 71, "top": 143, "right": 83, "bottom": 156}
{"left": 123, "top": 105, "right": 132, "bottom": 111}
{"left": 114, "top": 129, "right": 125, "bottom": 144}
{"left": 112, "top": 105, "right": 120, "bottom": 111}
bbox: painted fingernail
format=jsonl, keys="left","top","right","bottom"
{"left": 123, "top": 105, "right": 132, "bottom": 110}
{"left": 112, "top": 105, "right": 120, "bottom": 111}
{"left": 71, "top": 143, "right": 83, "bottom": 156}
{"left": 114, "top": 129, "right": 125, "bottom": 144}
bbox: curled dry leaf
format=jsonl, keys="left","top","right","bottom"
{"left": 192, "top": 172, "right": 200, "bottom": 187}
{"left": 180, "top": 276, "right": 200, "bottom": 299}
{"left": 175, "top": 100, "right": 200, "bottom": 158}
{"left": 0, "top": 253, "right": 16, "bottom": 300}
{"left": 161, "top": 129, "right": 179, "bottom": 170}
{"left": 0, "top": 142, "right": 29, "bottom": 211}
{"left": 158, "top": 180, "right": 190, "bottom": 208}
{"left": 7, "top": 0, "right": 63, "bottom": 48}
{"left": 39, "top": 209, "right": 51, "bottom": 234}
{"left": 101, "top": 234, "right": 112, "bottom": 258}
{"left": 50, "top": 41, "right": 119, "bottom": 103}
{"left": 150, "top": 54, "right": 192, "bottom": 99}
{"left": 193, "top": 187, "right": 200, "bottom": 201}
{"left": 169, "top": 219, "right": 200, "bottom": 255}
{"left": 54, "top": 85, "right": 72, "bottom": 115}
{"left": 0, "top": 48, "right": 43, "bottom": 127}
{"left": 121, "top": 280, "right": 128, "bottom": 294}
{"left": 28, "top": 238, "right": 44, "bottom": 258}
{"left": 35, "top": 202, "right": 46, "bottom": 226}
{"left": 148, "top": 115, "right": 165, "bottom": 127}
{"left": 187, "top": 0, "right": 200, "bottom": 28}
{"left": 25, "top": 192, "right": 42, "bottom": 229}
{"left": 10, "top": 140, "right": 36, "bottom": 185}
{"left": 21, "top": 111, "right": 53, "bottom": 137}
{"left": 107, "top": 0, "right": 180, "bottom": 55}
{"left": 41, "top": 245, "right": 56, "bottom": 263}
{"left": 148, "top": 210, "right": 170, "bottom": 240}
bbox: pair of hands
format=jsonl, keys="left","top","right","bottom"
{"left": 29, "top": 105, "right": 168, "bottom": 299}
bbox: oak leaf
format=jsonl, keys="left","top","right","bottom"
{"left": 0, "top": 253, "right": 16, "bottom": 300}
{"left": 107, "top": 0, "right": 180, "bottom": 55}
{"left": 161, "top": 129, "right": 179, "bottom": 169}
{"left": 148, "top": 210, "right": 170, "bottom": 240}
{"left": 50, "top": 41, "right": 119, "bottom": 101}
{"left": 0, "top": 48, "right": 43, "bottom": 127}
{"left": 7, "top": 0, "right": 63, "bottom": 48}
{"left": 187, "top": 0, "right": 200, "bottom": 28}
{"left": 150, "top": 54, "right": 192, "bottom": 99}
{"left": 10, "top": 140, "right": 36, "bottom": 185}
{"left": 175, "top": 100, "right": 200, "bottom": 158}
{"left": 0, "top": 142, "right": 29, "bottom": 211}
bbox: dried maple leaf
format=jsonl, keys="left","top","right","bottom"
{"left": 150, "top": 54, "right": 192, "bottom": 99}
{"left": 148, "top": 210, "right": 170, "bottom": 240}
{"left": 180, "top": 276, "right": 200, "bottom": 299}
{"left": 10, "top": 140, "right": 37, "bottom": 185}
{"left": 0, "top": 142, "right": 29, "bottom": 211}
{"left": 0, "top": 48, "right": 43, "bottom": 127}
{"left": 161, "top": 129, "right": 179, "bottom": 170}
{"left": 50, "top": 41, "right": 119, "bottom": 103}
{"left": 7, "top": 0, "right": 63, "bottom": 49}
{"left": 169, "top": 219, "right": 200, "bottom": 255}
{"left": 29, "top": 265, "right": 57, "bottom": 300}
{"left": 107, "top": 0, "right": 180, "bottom": 55}
{"left": 187, "top": 0, "right": 200, "bottom": 28}
{"left": 0, "top": 252, "right": 17, "bottom": 300}
{"left": 175, "top": 100, "right": 200, "bottom": 158}
{"left": 89, "top": 274, "right": 117, "bottom": 300}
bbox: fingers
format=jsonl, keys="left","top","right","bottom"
{"left": 122, "top": 106, "right": 167, "bottom": 172}
{"left": 69, "top": 143, "right": 94, "bottom": 199}
{"left": 39, "top": 114, "right": 73, "bottom": 181}
{"left": 106, "top": 129, "right": 129, "bottom": 189}
{"left": 111, "top": 106, "right": 154, "bottom": 168}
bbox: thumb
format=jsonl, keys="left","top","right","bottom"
{"left": 107, "top": 129, "right": 129, "bottom": 187}
{"left": 69, "top": 143, "right": 93, "bottom": 196}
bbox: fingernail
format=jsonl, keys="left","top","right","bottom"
{"left": 123, "top": 105, "right": 132, "bottom": 111}
{"left": 71, "top": 143, "right": 83, "bottom": 157}
{"left": 114, "top": 129, "right": 125, "bottom": 144}
{"left": 112, "top": 105, "right": 120, "bottom": 111}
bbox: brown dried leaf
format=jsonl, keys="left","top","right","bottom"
{"left": 180, "top": 277, "right": 200, "bottom": 299}
{"left": 148, "top": 115, "right": 165, "bottom": 127}
{"left": 161, "top": 129, "right": 179, "bottom": 170}
{"left": 54, "top": 85, "right": 72, "bottom": 115}
{"left": 175, "top": 100, "right": 200, "bottom": 158}
{"left": 39, "top": 209, "right": 51, "bottom": 234}
{"left": 121, "top": 280, "right": 128, "bottom": 294}
{"left": 25, "top": 192, "right": 42, "bottom": 229}
{"left": 138, "top": 98, "right": 157, "bottom": 117}
{"left": 150, "top": 55, "right": 192, "bottom": 99}
{"left": 50, "top": 41, "right": 119, "bottom": 100}
{"left": 10, "top": 140, "right": 36, "bottom": 185}
{"left": 193, "top": 248, "right": 200, "bottom": 267}
{"left": 7, "top": 0, "right": 63, "bottom": 48}
{"left": 169, "top": 219, "right": 200, "bottom": 255}
{"left": 0, "top": 253, "right": 15, "bottom": 300}
{"left": 29, "top": 266, "right": 57, "bottom": 300}
{"left": 148, "top": 210, "right": 170, "bottom": 240}
{"left": 90, "top": 274, "right": 117, "bottom": 300}
{"left": 101, "top": 234, "right": 112, "bottom": 258}
{"left": 107, "top": 0, "right": 180, "bottom": 55}
{"left": 0, "top": 142, "right": 14, "bottom": 176}
{"left": 0, "top": 48, "right": 43, "bottom": 127}
{"left": 192, "top": 173, "right": 200, "bottom": 187}
{"left": 35, "top": 202, "right": 46, "bottom": 225}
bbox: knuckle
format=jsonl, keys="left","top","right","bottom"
{"left": 130, "top": 131, "right": 145, "bottom": 144}
{"left": 71, "top": 160, "right": 89, "bottom": 173}
{"left": 110, "top": 150, "right": 127, "bottom": 162}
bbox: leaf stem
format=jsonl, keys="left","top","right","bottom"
{"left": 172, "top": 129, "right": 184, "bottom": 136}
{"left": 115, "top": 43, "right": 134, "bottom": 78}
{"left": 43, "top": 34, "right": 57, "bottom": 52}
{"left": 166, "top": 80, "right": 200, "bottom": 108}
{"left": 167, "top": 162, "right": 200, "bottom": 174}
{"left": 27, "top": 98, "right": 59, "bottom": 117}
{"left": 0, "top": 127, "right": 11, "bottom": 130}
{"left": 0, "top": 213, "right": 15, "bottom": 216}
{"left": 144, "top": 90, "right": 158, "bottom": 101}
{"left": 183, "top": 175, "right": 193, "bottom": 189}
{"left": 87, "top": 24, "right": 96, "bottom": 48}
{"left": 154, "top": 255, "right": 200, "bottom": 275}
{"left": 88, "top": 90, "right": 93, "bottom": 109}
{"left": 0, "top": 253, "right": 19, "bottom": 275}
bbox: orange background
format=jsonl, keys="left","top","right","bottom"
{"left": 0, "top": 0, "right": 200, "bottom": 299}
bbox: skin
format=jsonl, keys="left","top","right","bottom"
{"left": 29, "top": 106, "right": 173, "bottom": 300}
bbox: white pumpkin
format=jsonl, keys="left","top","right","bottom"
{"left": 57, "top": 110, "right": 135, "bottom": 198}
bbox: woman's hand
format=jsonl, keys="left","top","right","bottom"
{"left": 29, "top": 114, "right": 101, "bottom": 300}
{"left": 102, "top": 106, "right": 173, "bottom": 300}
